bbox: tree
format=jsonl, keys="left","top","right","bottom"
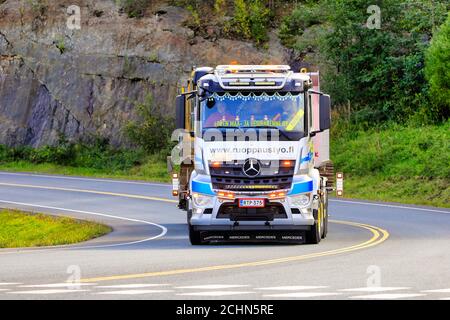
{"left": 321, "top": 0, "right": 448, "bottom": 125}
{"left": 425, "top": 15, "right": 450, "bottom": 122}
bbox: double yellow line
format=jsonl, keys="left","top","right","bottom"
{"left": 0, "top": 181, "right": 389, "bottom": 283}
{"left": 80, "top": 220, "right": 388, "bottom": 283}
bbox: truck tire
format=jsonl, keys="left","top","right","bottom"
{"left": 189, "top": 224, "right": 202, "bottom": 245}
{"left": 187, "top": 210, "right": 202, "bottom": 245}
{"left": 306, "top": 209, "right": 321, "bottom": 244}
{"left": 322, "top": 193, "right": 328, "bottom": 239}
{"left": 187, "top": 209, "right": 193, "bottom": 224}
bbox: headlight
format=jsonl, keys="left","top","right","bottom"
{"left": 291, "top": 193, "right": 311, "bottom": 207}
{"left": 192, "top": 193, "right": 213, "bottom": 208}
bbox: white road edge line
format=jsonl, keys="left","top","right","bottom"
{"left": 330, "top": 199, "right": 449, "bottom": 214}
{"left": 8, "top": 289, "right": 89, "bottom": 294}
{"left": 0, "top": 200, "right": 168, "bottom": 251}
{"left": 1, "top": 171, "right": 446, "bottom": 213}
{"left": 0, "top": 171, "right": 170, "bottom": 187}
{"left": 95, "top": 290, "right": 173, "bottom": 295}
{"left": 0, "top": 171, "right": 450, "bottom": 213}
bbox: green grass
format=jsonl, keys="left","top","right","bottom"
{"left": 332, "top": 121, "right": 450, "bottom": 208}
{"left": 0, "top": 155, "right": 170, "bottom": 183}
{"left": 0, "top": 209, "right": 111, "bottom": 248}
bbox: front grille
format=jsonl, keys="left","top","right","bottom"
{"left": 217, "top": 201, "right": 287, "bottom": 221}
{"left": 210, "top": 160, "right": 294, "bottom": 191}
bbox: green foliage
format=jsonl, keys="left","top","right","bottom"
{"left": 248, "top": 0, "right": 271, "bottom": 45}
{"left": 224, "top": 0, "right": 271, "bottom": 45}
{"left": 119, "top": 0, "right": 150, "bottom": 18}
{"left": 279, "top": 1, "right": 324, "bottom": 48}
{"left": 0, "top": 138, "right": 145, "bottom": 172}
{"left": 214, "top": 0, "right": 226, "bottom": 17}
{"left": 332, "top": 121, "right": 450, "bottom": 179}
{"left": 320, "top": 0, "right": 448, "bottom": 125}
{"left": 124, "top": 93, "right": 175, "bottom": 155}
{"left": 225, "top": 0, "right": 251, "bottom": 39}
{"left": 425, "top": 14, "right": 450, "bottom": 122}
{"left": 55, "top": 37, "right": 66, "bottom": 54}
{"left": 331, "top": 120, "right": 450, "bottom": 207}
{"left": 186, "top": 4, "right": 201, "bottom": 28}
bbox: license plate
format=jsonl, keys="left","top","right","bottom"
{"left": 238, "top": 198, "right": 265, "bottom": 208}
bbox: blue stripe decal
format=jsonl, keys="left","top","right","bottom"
{"left": 192, "top": 180, "right": 215, "bottom": 196}
{"left": 300, "top": 152, "right": 313, "bottom": 164}
{"left": 289, "top": 180, "right": 314, "bottom": 195}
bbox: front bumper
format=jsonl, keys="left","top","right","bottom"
{"left": 190, "top": 195, "right": 315, "bottom": 228}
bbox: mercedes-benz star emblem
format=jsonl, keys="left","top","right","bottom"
{"left": 243, "top": 158, "right": 261, "bottom": 177}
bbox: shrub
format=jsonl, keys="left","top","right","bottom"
{"left": 124, "top": 93, "right": 175, "bottom": 154}
{"left": 425, "top": 15, "right": 450, "bottom": 122}
{"left": 279, "top": 1, "right": 323, "bottom": 48}
{"left": 248, "top": 0, "right": 270, "bottom": 45}
{"left": 0, "top": 137, "right": 145, "bottom": 172}
{"left": 224, "top": 0, "right": 270, "bottom": 45}
{"left": 119, "top": 0, "right": 150, "bottom": 18}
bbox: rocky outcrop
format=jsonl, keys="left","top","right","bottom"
{"left": 0, "top": 0, "right": 289, "bottom": 147}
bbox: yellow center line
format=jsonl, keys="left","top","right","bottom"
{"left": 0, "top": 181, "right": 390, "bottom": 282}
{"left": 0, "top": 182, "right": 177, "bottom": 203}
{"left": 79, "top": 220, "right": 388, "bottom": 282}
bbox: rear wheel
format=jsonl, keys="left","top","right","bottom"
{"left": 322, "top": 192, "right": 329, "bottom": 239}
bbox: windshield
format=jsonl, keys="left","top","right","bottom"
{"left": 201, "top": 92, "right": 305, "bottom": 133}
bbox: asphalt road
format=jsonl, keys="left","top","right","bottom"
{"left": 0, "top": 171, "right": 449, "bottom": 300}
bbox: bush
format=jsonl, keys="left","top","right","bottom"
{"left": 279, "top": 1, "right": 323, "bottom": 48}
{"left": 124, "top": 93, "right": 175, "bottom": 155}
{"left": 224, "top": 0, "right": 270, "bottom": 45}
{"left": 248, "top": 0, "right": 271, "bottom": 45}
{"left": 0, "top": 138, "right": 145, "bottom": 172}
{"left": 119, "top": 0, "right": 150, "bottom": 18}
{"left": 425, "top": 15, "right": 450, "bottom": 122}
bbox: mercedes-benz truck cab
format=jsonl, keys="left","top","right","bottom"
{"left": 169, "top": 65, "right": 333, "bottom": 245}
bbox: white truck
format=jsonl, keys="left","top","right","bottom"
{"left": 168, "top": 65, "right": 333, "bottom": 245}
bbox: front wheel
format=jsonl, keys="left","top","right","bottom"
{"left": 187, "top": 210, "right": 201, "bottom": 245}
{"left": 188, "top": 224, "right": 202, "bottom": 245}
{"left": 306, "top": 208, "right": 321, "bottom": 244}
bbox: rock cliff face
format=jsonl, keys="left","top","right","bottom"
{"left": 0, "top": 0, "right": 288, "bottom": 147}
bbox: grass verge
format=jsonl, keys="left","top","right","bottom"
{"left": 332, "top": 121, "right": 449, "bottom": 208}
{"left": 0, "top": 209, "right": 111, "bottom": 248}
{"left": 0, "top": 156, "right": 170, "bottom": 183}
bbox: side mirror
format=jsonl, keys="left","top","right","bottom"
{"left": 319, "top": 94, "right": 331, "bottom": 131}
{"left": 175, "top": 95, "right": 186, "bottom": 129}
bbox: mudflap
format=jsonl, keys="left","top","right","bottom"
{"left": 199, "top": 230, "right": 306, "bottom": 244}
